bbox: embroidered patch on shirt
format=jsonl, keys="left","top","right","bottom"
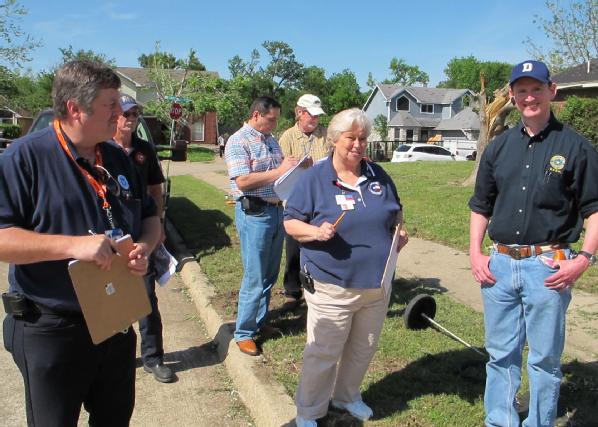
{"left": 135, "top": 152, "right": 146, "bottom": 165}
{"left": 549, "top": 155, "right": 566, "bottom": 173}
{"left": 117, "top": 175, "right": 130, "bottom": 190}
{"left": 368, "top": 182, "right": 383, "bottom": 195}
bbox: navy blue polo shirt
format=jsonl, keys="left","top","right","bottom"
{"left": 469, "top": 114, "right": 598, "bottom": 244}
{"left": 0, "top": 126, "right": 156, "bottom": 313}
{"left": 284, "top": 155, "right": 402, "bottom": 289}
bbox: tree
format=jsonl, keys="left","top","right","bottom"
{"left": 525, "top": 0, "right": 598, "bottom": 72}
{"left": 325, "top": 69, "right": 366, "bottom": 117}
{"left": 0, "top": 0, "right": 41, "bottom": 67}
{"left": 438, "top": 56, "right": 512, "bottom": 97}
{"left": 59, "top": 45, "right": 115, "bottom": 66}
{"left": 373, "top": 115, "right": 389, "bottom": 140}
{"left": 382, "top": 57, "right": 429, "bottom": 86}
{"left": 138, "top": 46, "right": 206, "bottom": 71}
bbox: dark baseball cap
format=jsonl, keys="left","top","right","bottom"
{"left": 119, "top": 93, "right": 139, "bottom": 112}
{"left": 509, "top": 60, "right": 551, "bottom": 86}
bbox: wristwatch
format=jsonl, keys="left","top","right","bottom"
{"left": 578, "top": 250, "right": 597, "bottom": 266}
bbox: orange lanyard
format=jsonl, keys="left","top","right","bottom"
{"left": 53, "top": 119, "right": 115, "bottom": 228}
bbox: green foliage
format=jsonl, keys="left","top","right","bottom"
{"left": 0, "top": 0, "right": 41, "bottom": 67}
{"left": 382, "top": 57, "right": 429, "bottom": 86}
{"left": 138, "top": 46, "right": 206, "bottom": 71}
{"left": 373, "top": 114, "right": 388, "bottom": 140}
{"left": 438, "top": 56, "right": 512, "bottom": 97}
{"left": 558, "top": 96, "right": 598, "bottom": 146}
{"left": 59, "top": 45, "right": 115, "bottom": 66}
{"left": 0, "top": 123, "right": 20, "bottom": 138}
{"left": 525, "top": 0, "right": 598, "bottom": 72}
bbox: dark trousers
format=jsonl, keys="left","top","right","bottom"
{"left": 3, "top": 312, "right": 136, "bottom": 427}
{"left": 219, "top": 146, "right": 225, "bottom": 157}
{"left": 283, "top": 234, "right": 303, "bottom": 299}
{"left": 138, "top": 274, "right": 164, "bottom": 366}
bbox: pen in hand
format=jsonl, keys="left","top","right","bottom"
{"left": 332, "top": 212, "right": 346, "bottom": 228}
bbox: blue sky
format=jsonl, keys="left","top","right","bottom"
{"left": 18, "top": 0, "right": 552, "bottom": 89}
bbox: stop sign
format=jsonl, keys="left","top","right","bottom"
{"left": 170, "top": 102, "right": 183, "bottom": 120}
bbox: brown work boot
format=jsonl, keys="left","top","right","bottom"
{"left": 236, "top": 339, "right": 261, "bottom": 356}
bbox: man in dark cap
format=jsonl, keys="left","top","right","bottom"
{"left": 469, "top": 60, "right": 598, "bottom": 427}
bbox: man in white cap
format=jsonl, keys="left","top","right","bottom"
{"left": 278, "top": 94, "right": 328, "bottom": 309}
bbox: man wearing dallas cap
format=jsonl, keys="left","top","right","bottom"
{"left": 469, "top": 60, "right": 598, "bottom": 427}
{"left": 278, "top": 94, "right": 328, "bottom": 308}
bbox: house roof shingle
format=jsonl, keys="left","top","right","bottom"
{"left": 377, "top": 84, "right": 471, "bottom": 104}
{"left": 552, "top": 59, "right": 598, "bottom": 85}
{"left": 434, "top": 107, "right": 480, "bottom": 130}
{"left": 116, "top": 67, "right": 219, "bottom": 87}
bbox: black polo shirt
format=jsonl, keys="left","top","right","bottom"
{"left": 0, "top": 126, "right": 156, "bottom": 313}
{"left": 469, "top": 114, "right": 598, "bottom": 245}
{"left": 119, "top": 133, "right": 165, "bottom": 188}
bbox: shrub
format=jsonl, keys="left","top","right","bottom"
{"left": 0, "top": 124, "right": 21, "bottom": 139}
{"left": 557, "top": 96, "right": 598, "bottom": 147}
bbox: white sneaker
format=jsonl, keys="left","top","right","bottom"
{"left": 295, "top": 415, "right": 317, "bottom": 427}
{"left": 331, "top": 399, "right": 373, "bottom": 421}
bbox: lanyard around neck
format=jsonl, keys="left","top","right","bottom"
{"left": 53, "top": 119, "right": 116, "bottom": 228}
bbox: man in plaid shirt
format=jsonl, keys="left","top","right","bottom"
{"left": 225, "top": 96, "right": 299, "bottom": 356}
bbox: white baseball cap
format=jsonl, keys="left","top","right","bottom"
{"left": 297, "top": 94, "right": 325, "bottom": 116}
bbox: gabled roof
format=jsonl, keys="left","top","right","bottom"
{"left": 388, "top": 111, "right": 441, "bottom": 128}
{"left": 378, "top": 84, "right": 471, "bottom": 104}
{"left": 434, "top": 107, "right": 480, "bottom": 130}
{"left": 116, "top": 67, "right": 219, "bottom": 88}
{"left": 552, "top": 59, "right": 598, "bottom": 86}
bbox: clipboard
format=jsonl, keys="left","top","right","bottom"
{"left": 273, "top": 154, "right": 310, "bottom": 200}
{"left": 381, "top": 227, "right": 401, "bottom": 299}
{"left": 68, "top": 251, "right": 151, "bottom": 345}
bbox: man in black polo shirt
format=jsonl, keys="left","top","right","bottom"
{"left": 112, "top": 94, "right": 175, "bottom": 383}
{"left": 469, "top": 60, "right": 598, "bottom": 427}
{"left": 0, "top": 61, "right": 160, "bottom": 426}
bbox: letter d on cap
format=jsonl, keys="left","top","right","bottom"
{"left": 522, "top": 62, "right": 533, "bottom": 72}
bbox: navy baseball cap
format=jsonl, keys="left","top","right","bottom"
{"left": 119, "top": 93, "right": 139, "bottom": 112}
{"left": 509, "top": 60, "right": 551, "bottom": 86}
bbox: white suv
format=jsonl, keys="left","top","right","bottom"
{"left": 391, "top": 143, "right": 467, "bottom": 163}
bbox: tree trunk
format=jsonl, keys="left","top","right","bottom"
{"left": 463, "top": 78, "right": 512, "bottom": 186}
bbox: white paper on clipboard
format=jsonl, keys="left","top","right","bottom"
{"left": 381, "top": 227, "right": 401, "bottom": 299}
{"left": 273, "top": 154, "right": 310, "bottom": 200}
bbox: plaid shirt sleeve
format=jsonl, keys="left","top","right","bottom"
{"left": 225, "top": 136, "right": 251, "bottom": 179}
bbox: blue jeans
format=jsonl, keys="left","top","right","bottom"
{"left": 234, "top": 202, "right": 284, "bottom": 341}
{"left": 483, "top": 249, "right": 572, "bottom": 427}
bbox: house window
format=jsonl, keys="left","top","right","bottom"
{"left": 191, "top": 118, "right": 204, "bottom": 141}
{"left": 421, "top": 130, "right": 429, "bottom": 142}
{"left": 406, "top": 129, "right": 414, "bottom": 142}
{"left": 421, "top": 104, "right": 433, "bottom": 114}
{"left": 396, "top": 96, "right": 409, "bottom": 111}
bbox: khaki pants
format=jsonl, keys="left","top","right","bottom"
{"left": 295, "top": 280, "right": 390, "bottom": 419}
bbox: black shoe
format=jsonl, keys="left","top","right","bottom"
{"left": 143, "top": 362, "right": 176, "bottom": 383}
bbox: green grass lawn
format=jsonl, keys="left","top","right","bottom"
{"left": 166, "top": 174, "right": 598, "bottom": 426}
{"left": 159, "top": 146, "right": 215, "bottom": 162}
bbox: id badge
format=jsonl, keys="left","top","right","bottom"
{"left": 104, "top": 228, "right": 123, "bottom": 239}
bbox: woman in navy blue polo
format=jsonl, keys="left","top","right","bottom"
{"left": 284, "top": 108, "right": 408, "bottom": 427}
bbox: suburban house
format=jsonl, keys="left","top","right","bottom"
{"left": 552, "top": 59, "right": 598, "bottom": 101}
{"left": 116, "top": 67, "right": 219, "bottom": 145}
{"left": 0, "top": 98, "right": 32, "bottom": 136}
{"left": 363, "top": 84, "right": 479, "bottom": 146}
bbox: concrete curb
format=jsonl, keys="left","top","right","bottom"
{"left": 165, "top": 220, "right": 297, "bottom": 427}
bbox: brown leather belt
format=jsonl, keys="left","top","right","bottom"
{"left": 494, "top": 243, "right": 568, "bottom": 260}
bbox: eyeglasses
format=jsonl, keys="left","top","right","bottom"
{"left": 123, "top": 110, "right": 140, "bottom": 118}
{"left": 93, "top": 165, "right": 121, "bottom": 197}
